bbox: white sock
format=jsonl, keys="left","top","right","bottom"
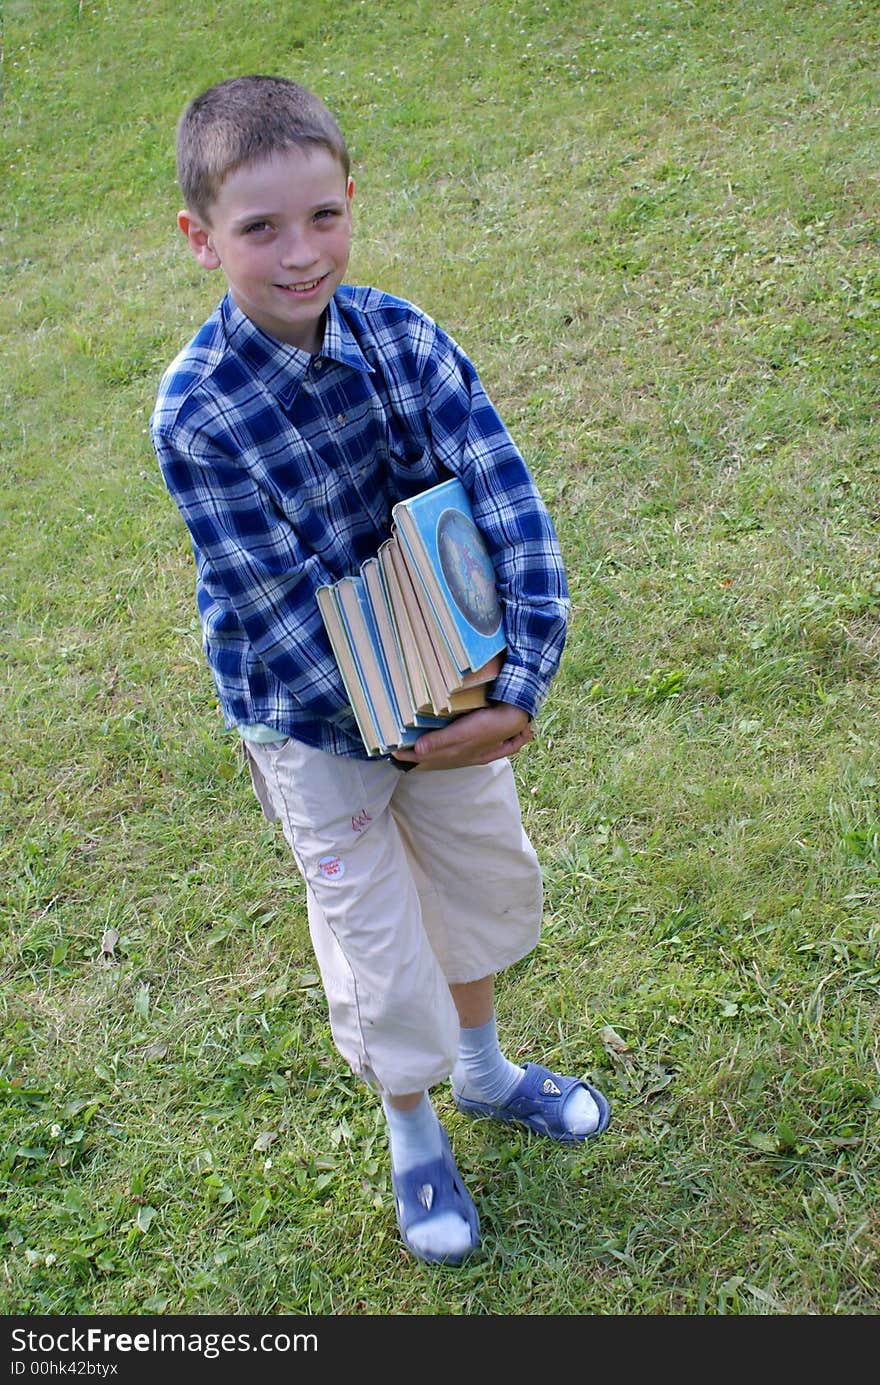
{"left": 382, "top": 1094, "right": 473, "bottom": 1260}
{"left": 562, "top": 1084, "right": 602, "bottom": 1136}
{"left": 452, "top": 1013, "right": 523, "bottom": 1106}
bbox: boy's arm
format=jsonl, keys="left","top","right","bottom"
{"left": 415, "top": 320, "right": 571, "bottom": 722}
{"left": 152, "top": 424, "right": 353, "bottom": 728}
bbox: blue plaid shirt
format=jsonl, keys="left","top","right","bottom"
{"left": 150, "top": 286, "right": 570, "bottom": 758}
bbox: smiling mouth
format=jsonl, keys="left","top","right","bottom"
{"left": 278, "top": 274, "right": 328, "bottom": 294}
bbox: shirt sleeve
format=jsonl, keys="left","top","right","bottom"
{"left": 151, "top": 416, "right": 354, "bottom": 729}
{"left": 417, "top": 322, "right": 570, "bottom": 719}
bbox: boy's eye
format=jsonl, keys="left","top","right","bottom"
{"left": 244, "top": 220, "right": 270, "bottom": 234}
{"left": 314, "top": 208, "right": 339, "bottom": 221}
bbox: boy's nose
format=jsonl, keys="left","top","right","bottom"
{"left": 279, "top": 229, "right": 318, "bottom": 269}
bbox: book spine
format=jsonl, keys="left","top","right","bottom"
{"left": 387, "top": 539, "right": 456, "bottom": 716}
{"left": 316, "top": 585, "right": 382, "bottom": 756}
{"left": 362, "top": 556, "right": 415, "bottom": 722}
{"left": 336, "top": 577, "right": 399, "bottom": 750}
{"left": 378, "top": 540, "right": 434, "bottom": 716}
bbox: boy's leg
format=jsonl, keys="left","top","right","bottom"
{"left": 450, "top": 979, "right": 608, "bottom": 1140}
{"left": 389, "top": 757, "right": 544, "bottom": 982}
{"left": 381, "top": 1090, "right": 478, "bottom": 1262}
{"left": 243, "top": 737, "right": 480, "bottom": 1263}
{"left": 244, "top": 737, "right": 460, "bottom": 1094}
{"left": 391, "top": 763, "right": 610, "bottom": 1142}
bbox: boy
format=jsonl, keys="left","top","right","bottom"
{"left": 151, "top": 74, "right": 610, "bottom": 1266}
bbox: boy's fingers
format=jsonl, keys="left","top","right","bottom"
{"left": 398, "top": 721, "right": 533, "bottom": 772}
{"left": 390, "top": 703, "right": 531, "bottom": 769}
{"left": 414, "top": 705, "right": 529, "bottom": 756}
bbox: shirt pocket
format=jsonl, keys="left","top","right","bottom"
{"left": 386, "top": 438, "right": 441, "bottom": 492}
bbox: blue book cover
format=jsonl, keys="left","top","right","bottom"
{"left": 392, "top": 477, "right": 506, "bottom": 675}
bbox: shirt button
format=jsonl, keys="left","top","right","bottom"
{"left": 312, "top": 358, "right": 323, "bottom": 371}
{"left": 336, "top": 414, "right": 346, "bottom": 426}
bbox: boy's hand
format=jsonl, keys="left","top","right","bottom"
{"left": 391, "top": 703, "right": 533, "bottom": 771}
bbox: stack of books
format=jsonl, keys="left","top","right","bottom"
{"left": 317, "top": 477, "right": 506, "bottom": 757}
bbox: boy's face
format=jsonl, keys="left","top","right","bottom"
{"left": 179, "top": 146, "right": 353, "bottom": 354}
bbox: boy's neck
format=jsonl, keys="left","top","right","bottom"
{"left": 230, "top": 291, "right": 328, "bottom": 356}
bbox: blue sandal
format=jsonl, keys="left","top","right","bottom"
{"left": 391, "top": 1126, "right": 480, "bottom": 1265}
{"left": 453, "top": 1062, "right": 611, "bottom": 1145}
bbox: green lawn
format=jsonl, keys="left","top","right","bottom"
{"left": 2, "top": 0, "right": 878, "bottom": 1315}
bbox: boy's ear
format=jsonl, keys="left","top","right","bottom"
{"left": 178, "top": 210, "right": 221, "bottom": 270}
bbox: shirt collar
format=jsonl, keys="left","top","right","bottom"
{"left": 221, "top": 291, "right": 374, "bottom": 408}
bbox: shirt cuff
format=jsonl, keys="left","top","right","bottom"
{"left": 489, "top": 664, "right": 545, "bottom": 721}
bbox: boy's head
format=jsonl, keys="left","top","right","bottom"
{"left": 176, "top": 74, "right": 350, "bottom": 222}
{"left": 175, "top": 75, "right": 354, "bottom": 354}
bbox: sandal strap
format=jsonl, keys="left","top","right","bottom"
{"left": 503, "top": 1063, "right": 582, "bottom": 1129}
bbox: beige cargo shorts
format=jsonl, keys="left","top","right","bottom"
{"left": 243, "top": 738, "right": 543, "bottom": 1096}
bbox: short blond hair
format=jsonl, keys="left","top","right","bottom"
{"left": 176, "top": 74, "right": 350, "bottom": 220}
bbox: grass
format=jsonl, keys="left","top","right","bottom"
{"left": 2, "top": 0, "right": 879, "bottom": 1316}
